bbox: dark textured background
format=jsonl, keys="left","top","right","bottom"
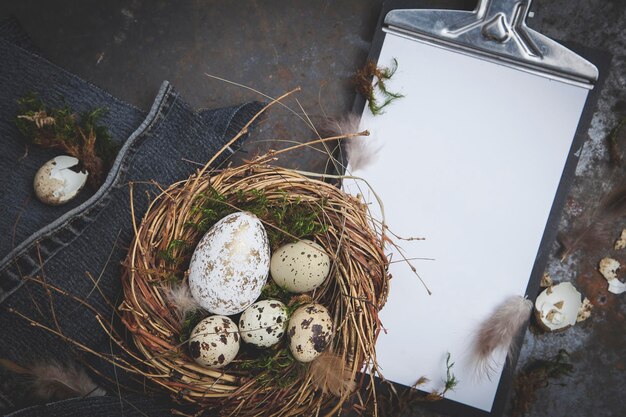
{"left": 0, "top": 1, "right": 624, "bottom": 416}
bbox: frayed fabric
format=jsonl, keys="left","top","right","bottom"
{"left": 0, "top": 17, "right": 263, "bottom": 415}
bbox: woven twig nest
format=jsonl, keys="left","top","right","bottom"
{"left": 120, "top": 159, "right": 390, "bottom": 416}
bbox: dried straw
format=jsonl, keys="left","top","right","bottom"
{"left": 119, "top": 155, "right": 390, "bottom": 415}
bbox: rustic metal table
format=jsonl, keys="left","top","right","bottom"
{"left": 1, "top": 1, "right": 624, "bottom": 416}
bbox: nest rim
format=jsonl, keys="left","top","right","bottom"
{"left": 120, "top": 161, "right": 390, "bottom": 416}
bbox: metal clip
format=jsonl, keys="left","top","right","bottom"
{"left": 384, "top": 0, "right": 598, "bottom": 87}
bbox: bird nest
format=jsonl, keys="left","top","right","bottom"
{"left": 119, "top": 157, "right": 390, "bottom": 416}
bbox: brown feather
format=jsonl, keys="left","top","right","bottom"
{"left": 469, "top": 295, "right": 533, "bottom": 380}
{"left": 309, "top": 352, "right": 356, "bottom": 397}
{"left": 0, "top": 358, "right": 105, "bottom": 401}
{"left": 558, "top": 183, "right": 626, "bottom": 261}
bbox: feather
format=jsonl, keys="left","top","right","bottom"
{"left": 469, "top": 295, "right": 533, "bottom": 380}
{"left": 0, "top": 358, "right": 105, "bottom": 401}
{"left": 319, "top": 114, "right": 378, "bottom": 171}
{"left": 558, "top": 183, "right": 626, "bottom": 261}
{"left": 166, "top": 283, "right": 202, "bottom": 323}
{"left": 309, "top": 352, "right": 356, "bottom": 397}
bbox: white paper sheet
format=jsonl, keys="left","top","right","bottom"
{"left": 344, "top": 33, "right": 589, "bottom": 412}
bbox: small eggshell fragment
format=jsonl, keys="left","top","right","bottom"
{"left": 288, "top": 303, "right": 333, "bottom": 362}
{"left": 188, "top": 315, "right": 240, "bottom": 368}
{"left": 239, "top": 299, "right": 288, "bottom": 348}
{"left": 188, "top": 212, "right": 270, "bottom": 315}
{"left": 576, "top": 297, "right": 593, "bottom": 323}
{"left": 598, "top": 257, "right": 626, "bottom": 294}
{"left": 599, "top": 257, "right": 620, "bottom": 281}
{"left": 270, "top": 240, "right": 331, "bottom": 293}
{"left": 34, "top": 155, "right": 88, "bottom": 205}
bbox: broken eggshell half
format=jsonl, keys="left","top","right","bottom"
{"left": 534, "top": 282, "right": 583, "bottom": 332}
{"left": 34, "top": 155, "right": 88, "bottom": 205}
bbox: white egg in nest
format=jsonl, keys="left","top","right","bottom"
{"left": 33, "top": 155, "right": 88, "bottom": 205}
{"left": 188, "top": 212, "right": 270, "bottom": 315}
{"left": 287, "top": 303, "right": 333, "bottom": 362}
{"left": 270, "top": 240, "right": 331, "bottom": 293}
{"left": 239, "top": 299, "right": 288, "bottom": 348}
{"left": 188, "top": 315, "right": 240, "bottom": 368}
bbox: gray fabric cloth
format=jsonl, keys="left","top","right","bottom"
{"left": 0, "top": 17, "right": 263, "bottom": 415}
{"left": 0, "top": 31, "right": 146, "bottom": 265}
{"left": 6, "top": 395, "right": 174, "bottom": 417}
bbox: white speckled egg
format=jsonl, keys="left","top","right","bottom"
{"left": 287, "top": 303, "right": 333, "bottom": 362}
{"left": 189, "top": 315, "right": 240, "bottom": 368}
{"left": 239, "top": 299, "right": 288, "bottom": 348}
{"left": 188, "top": 212, "right": 270, "bottom": 315}
{"left": 34, "top": 155, "right": 88, "bottom": 205}
{"left": 270, "top": 240, "right": 331, "bottom": 293}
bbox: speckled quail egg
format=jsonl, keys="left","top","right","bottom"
{"left": 188, "top": 315, "right": 240, "bottom": 368}
{"left": 239, "top": 299, "right": 288, "bottom": 348}
{"left": 287, "top": 303, "right": 333, "bottom": 362}
{"left": 188, "top": 212, "right": 270, "bottom": 315}
{"left": 270, "top": 240, "right": 331, "bottom": 293}
{"left": 33, "top": 155, "right": 88, "bottom": 205}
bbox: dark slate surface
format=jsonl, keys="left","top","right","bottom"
{"left": 0, "top": 1, "right": 624, "bottom": 417}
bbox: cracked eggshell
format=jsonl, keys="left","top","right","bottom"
{"left": 239, "top": 299, "right": 288, "bottom": 347}
{"left": 576, "top": 297, "right": 593, "bottom": 323}
{"left": 287, "top": 303, "right": 333, "bottom": 363}
{"left": 270, "top": 240, "right": 331, "bottom": 293}
{"left": 598, "top": 257, "right": 626, "bottom": 294}
{"left": 34, "top": 155, "right": 88, "bottom": 205}
{"left": 188, "top": 315, "right": 240, "bottom": 368}
{"left": 599, "top": 257, "right": 620, "bottom": 281}
{"left": 534, "top": 282, "right": 582, "bottom": 332}
{"left": 188, "top": 212, "right": 270, "bottom": 315}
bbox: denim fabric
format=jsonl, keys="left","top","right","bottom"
{"left": 6, "top": 394, "right": 173, "bottom": 417}
{"left": 0, "top": 26, "right": 146, "bottom": 266}
{"left": 0, "top": 18, "right": 263, "bottom": 414}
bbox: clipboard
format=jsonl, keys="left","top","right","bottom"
{"left": 343, "top": 1, "right": 610, "bottom": 416}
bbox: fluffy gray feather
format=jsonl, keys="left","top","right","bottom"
{"left": 0, "top": 359, "right": 105, "bottom": 402}
{"left": 321, "top": 114, "right": 377, "bottom": 171}
{"left": 166, "top": 282, "right": 202, "bottom": 323}
{"left": 469, "top": 295, "right": 533, "bottom": 379}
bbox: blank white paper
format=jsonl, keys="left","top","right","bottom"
{"left": 344, "top": 33, "right": 589, "bottom": 412}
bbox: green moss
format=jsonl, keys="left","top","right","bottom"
{"left": 15, "top": 92, "right": 118, "bottom": 187}
{"left": 83, "top": 107, "right": 117, "bottom": 165}
{"left": 179, "top": 310, "right": 206, "bottom": 343}
{"left": 260, "top": 282, "right": 291, "bottom": 304}
{"left": 185, "top": 186, "right": 328, "bottom": 250}
{"left": 354, "top": 58, "right": 405, "bottom": 116}
{"left": 442, "top": 352, "right": 458, "bottom": 394}
{"left": 511, "top": 349, "right": 574, "bottom": 416}
{"left": 157, "top": 239, "right": 190, "bottom": 265}
{"left": 239, "top": 349, "right": 302, "bottom": 388}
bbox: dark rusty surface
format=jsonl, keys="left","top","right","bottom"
{"left": 0, "top": 1, "right": 624, "bottom": 416}
{"left": 515, "top": 2, "right": 626, "bottom": 417}
{"left": 1, "top": 0, "right": 382, "bottom": 172}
